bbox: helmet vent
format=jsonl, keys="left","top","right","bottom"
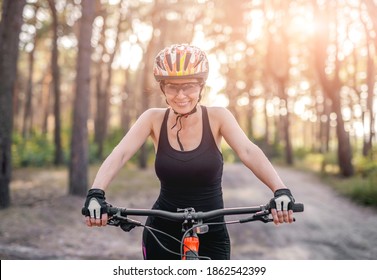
{"left": 184, "top": 53, "right": 191, "bottom": 71}
{"left": 166, "top": 54, "right": 173, "bottom": 72}
{"left": 153, "top": 44, "right": 209, "bottom": 82}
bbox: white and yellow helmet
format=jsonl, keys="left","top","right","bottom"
{"left": 153, "top": 44, "right": 209, "bottom": 82}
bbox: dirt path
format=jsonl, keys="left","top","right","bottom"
{"left": 223, "top": 164, "right": 377, "bottom": 260}
{"left": 1, "top": 163, "right": 376, "bottom": 260}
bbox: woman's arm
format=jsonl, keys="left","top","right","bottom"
{"left": 91, "top": 109, "right": 158, "bottom": 190}
{"left": 218, "top": 107, "right": 286, "bottom": 192}
{"left": 84, "top": 109, "right": 160, "bottom": 227}
{"left": 216, "top": 107, "right": 293, "bottom": 224}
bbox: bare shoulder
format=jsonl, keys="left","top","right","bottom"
{"left": 205, "top": 106, "right": 235, "bottom": 136}
{"left": 206, "top": 106, "right": 232, "bottom": 114}
{"left": 206, "top": 106, "right": 234, "bottom": 122}
{"left": 140, "top": 108, "right": 166, "bottom": 122}
{"left": 143, "top": 107, "right": 167, "bottom": 116}
{"left": 140, "top": 108, "right": 167, "bottom": 136}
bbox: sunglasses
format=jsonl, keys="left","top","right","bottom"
{"left": 164, "top": 82, "right": 203, "bottom": 95}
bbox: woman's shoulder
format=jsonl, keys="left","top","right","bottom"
{"left": 204, "top": 106, "right": 235, "bottom": 133}
{"left": 139, "top": 107, "right": 167, "bottom": 124}
{"left": 144, "top": 107, "right": 168, "bottom": 115}
{"left": 205, "top": 106, "right": 232, "bottom": 119}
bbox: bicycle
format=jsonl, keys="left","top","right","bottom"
{"left": 96, "top": 202, "right": 304, "bottom": 260}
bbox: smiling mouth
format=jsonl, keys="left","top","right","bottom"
{"left": 175, "top": 101, "right": 190, "bottom": 107}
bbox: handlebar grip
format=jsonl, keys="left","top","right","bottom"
{"left": 107, "top": 206, "right": 118, "bottom": 216}
{"left": 291, "top": 203, "right": 304, "bottom": 212}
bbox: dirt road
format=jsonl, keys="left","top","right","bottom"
{"left": 0, "top": 163, "right": 376, "bottom": 259}
{"left": 223, "top": 164, "right": 377, "bottom": 260}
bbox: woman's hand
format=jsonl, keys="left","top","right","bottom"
{"left": 270, "top": 188, "right": 295, "bottom": 225}
{"left": 82, "top": 188, "right": 109, "bottom": 227}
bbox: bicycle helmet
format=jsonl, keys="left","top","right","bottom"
{"left": 153, "top": 44, "right": 209, "bottom": 82}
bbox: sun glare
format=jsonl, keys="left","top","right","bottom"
{"left": 246, "top": 9, "right": 264, "bottom": 43}
{"left": 115, "top": 41, "right": 143, "bottom": 70}
{"left": 205, "top": 54, "right": 228, "bottom": 107}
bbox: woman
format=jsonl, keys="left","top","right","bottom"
{"left": 83, "top": 44, "right": 296, "bottom": 260}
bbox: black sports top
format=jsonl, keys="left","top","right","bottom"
{"left": 154, "top": 106, "right": 224, "bottom": 213}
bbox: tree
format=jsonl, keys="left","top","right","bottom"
{"left": 312, "top": 1, "right": 354, "bottom": 177}
{"left": 48, "top": 0, "right": 64, "bottom": 165}
{"left": 22, "top": 3, "right": 40, "bottom": 139}
{"left": 0, "top": 0, "right": 26, "bottom": 209}
{"left": 265, "top": 1, "right": 294, "bottom": 165}
{"left": 69, "top": 0, "right": 95, "bottom": 196}
{"left": 94, "top": 0, "right": 124, "bottom": 159}
{"left": 362, "top": 0, "right": 377, "bottom": 50}
{"left": 361, "top": 0, "right": 376, "bottom": 158}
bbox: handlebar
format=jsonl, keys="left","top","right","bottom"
{"left": 82, "top": 202, "right": 304, "bottom": 259}
{"left": 105, "top": 202, "right": 304, "bottom": 223}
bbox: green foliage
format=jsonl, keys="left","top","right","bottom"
{"left": 353, "top": 155, "right": 377, "bottom": 177}
{"left": 298, "top": 150, "right": 377, "bottom": 207}
{"left": 347, "top": 155, "right": 377, "bottom": 206}
{"left": 320, "top": 152, "right": 339, "bottom": 174}
{"left": 88, "top": 140, "right": 100, "bottom": 164}
{"left": 12, "top": 130, "right": 103, "bottom": 167}
{"left": 11, "top": 128, "right": 156, "bottom": 168}
{"left": 297, "top": 150, "right": 339, "bottom": 174}
{"left": 293, "top": 147, "right": 312, "bottom": 160}
{"left": 327, "top": 171, "right": 377, "bottom": 207}
{"left": 299, "top": 153, "right": 325, "bottom": 172}
{"left": 12, "top": 132, "right": 55, "bottom": 167}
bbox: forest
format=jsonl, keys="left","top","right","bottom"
{"left": 0, "top": 0, "right": 376, "bottom": 209}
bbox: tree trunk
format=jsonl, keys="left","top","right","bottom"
{"left": 136, "top": 3, "right": 164, "bottom": 169}
{"left": 266, "top": 40, "right": 293, "bottom": 164}
{"left": 0, "top": 0, "right": 26, "bottom": 209}
{"left": 264, "top": 0, "right": 293, "bottom": 165}
{"left": 312, "top": 1, "right": 354, "bottom": 177}
{"left": 94, "top": 4, "right": 123, "bottom": 160}
{"left": 362, "top": 0, "right": 377, "bottom": 50}
{"left": 94, "top": 63, "right": 108, "bottom": 159}
{"left": 69, "top": 0, "right": 95, "bottom": 196}
{"left": 48, "top": 0, "right": 64, "bottom": 165}
{"left": 331, "top": 95, "right": 354, "bottom": 176}
{"left": 22, "top": 46, "right": 36, "bottom": 138}
{"left": 277, "top": 81, "right": 293, "bottom": 165}
{"left": 362, "top": 27, "right": 375, "bottom": 158}
{"left": 320, "top": 100, "right": 331, "bottom": 153}
{"left": 41, "top": 72, "right": 52, "bottom": 135}
{"left": 94, "top": 11, "right": 108, "bottom": 160}
{"left": 138, "top": 52, "right": 154, "bottom": 169}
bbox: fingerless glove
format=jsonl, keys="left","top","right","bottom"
{"left": 82, "top": 188, "right": 109, "bottom": 218}
{"left": 270, "top": 188, "right": 295, "bottom": 211}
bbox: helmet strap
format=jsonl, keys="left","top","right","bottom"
{"left": 161, "top": 83, "right": 203, "bottom": 151}
{"left": 171, "top": 105, "right": 198, "bottom": 151}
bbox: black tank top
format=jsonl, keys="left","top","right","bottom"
{"left": 154, "top": 106, "right": 224, "bottom": 213}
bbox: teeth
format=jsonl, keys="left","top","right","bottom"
{"left": 176, "top": 102, "right": 189, "bottom": 106}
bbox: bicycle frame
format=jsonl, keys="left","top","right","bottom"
{"left": 104, "top": 202, "right": 304, "bottom": 260}
{"left": 182, "top": 235, "right": 199, "bottom": 260}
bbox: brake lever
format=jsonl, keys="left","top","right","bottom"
{"left": 239, "top": 210, "right": 273, "bottom": 224}
{"left": 107, "top": 214, "right": 142, "bottom": 232}
{"left": 239, "top": 210, "right": 297, "bottom": 224}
